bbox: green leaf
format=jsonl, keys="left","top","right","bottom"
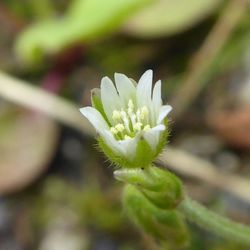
{"left": 124, "top": 0, "right": 222, "bottom": 38}
{"left": 98, "top": 135, "right": 162, "bottom": 168}
{"left": 15, "top": 0, "right": 152, "bottom": 64}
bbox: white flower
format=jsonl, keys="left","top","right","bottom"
{"left": 80, "top": 70, "right": 172, "bottom": 167}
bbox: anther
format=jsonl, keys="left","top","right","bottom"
{"left": 143, "top": 125, "right": 151, "bottom": 131}
{"left": 115, "top": 123, "right": 125, "bottom": 132}
{"left": 124, "top": 135, "right": 132, "bottom": 140}
{"left": 110, "top": 127, "right": 118, "bottom": 134}
{"left": 120, "top": 110, "right": 130, "bottom": 131}
{"left": 136, "top": 110, "right": 141, "bottom": 121}
{"left": 134, "top": 122, "right": 143, "bottom": 131}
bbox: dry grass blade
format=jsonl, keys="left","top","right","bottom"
{"left": 171, "top": 0, "right": 247, "bottom": 119}
{"left": 0, "top": 71, "right": 94, "bottom": 135}
{"left": 158, "top": 147, "right": 250, "bottom": 204}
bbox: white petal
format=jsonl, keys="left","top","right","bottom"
{"left": 136, "top": 70, "right": 153, "bottom": 108}
{"left": 143, "top": 125, "right": 165, "bottom": 150}
{"left": 119, "top": 136, "right": 139, "bottom": 159}
{"left": 101, "top": 77, "right": 122, "bottom": 124}
{"left": 151, "top": 80, "right": 162, "bottom": 125}
{"left": 152, "top": 80, "right": 162, "bottom": 111}
{"left": 157, "top": 105, "right": 172, "bottom": 124}
{"left": 114, "top": 73, "right": 136, "bottom": 106}
{"left": 80, "top": 107, "right": 109, "bottom": 133}
{"left": 102, "top": 131, "right": 139, "bottom": 160}
{"left": 151, "top": 124, "right": 166, "bottom": 131}
{"left": 101, "top": 130, "right": 124, "bottom": 155}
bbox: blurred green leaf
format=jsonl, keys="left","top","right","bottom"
{"left": 15, "top": 0, "right": 152, "bottom": 64}
{"left": 124, "top": 0, "right": 222, "bottom": 38}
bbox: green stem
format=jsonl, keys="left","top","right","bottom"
{"left": 178, "top": 196, "right": 250, "bottom": 245}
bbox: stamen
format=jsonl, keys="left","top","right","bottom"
{"left": 128, "top": 99, "right": 134, "bottom": 110}
{"left": 120, "top": 110, "right": 127, "bottom": 118}
{"left": 127, "top": 104, "right": 136, "bottom": 127}
{"left": 140, "top": 106, "right": 149, "bottom": 120}
{"left": 129, "top": 113, "right": 136, "bottom": 126}
{"left": 127, "top": 107, "right": 133, "bottom": 114}
{"left": 112, "top": 110, "right": 121, "bottom": 121}
{"left": 110, "top": 127, "right": 118, "bottom": 134}
{"left": 143, "top": 125, "right": 151, "bottom": 131}
{"left": 110, "top": 103, "right": 151, "bottom": 140}
{"left": 136, "top": 110, "right": 141, "bottom": 122}
{"left": 115, "top": 123, "right": 125, "bottom": 132}
{"left": 124, "top": 135, "right": 132, "bottom": 140}
{"left": 134, "top": 122, "right": 142, "bottom": 131}
{"left": 120, "top": 111, "right": 130, "bottom": 132}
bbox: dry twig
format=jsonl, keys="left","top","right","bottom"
{"left": 170, "top": 0, "right": 247, "bottom": 119}
{"left": 158, "top": 147, "right": 250, "bottom": 203}
{"left": 0, "top": 71, "right": 93, "bottom": 135}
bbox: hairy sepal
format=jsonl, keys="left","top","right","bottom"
{"left": 97, "top": 118, "right": 170, "bottom": 168}
{"left": 123, "top": 184, "right": 189, "bottom": 248}
{"left": 115, "top": 165, "right": 183, "bottom": 209}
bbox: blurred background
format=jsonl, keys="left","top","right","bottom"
{"left": 0, "top": 0, "right": 250, "bottom": 249}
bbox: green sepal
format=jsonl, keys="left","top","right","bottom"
{"left": 123, "top": 184, "right": 189, "bottom": 248}
{"left": 98, "top": 136, "right": 158, "bottom": 168}
{"left": 133, "top": 137, "right": 156, "bottom": 167}
{"left": 115, "top": 165, "right": 183, "bottom": 209}
{"left": 97, "top": 114, "right": 170, "bottom": 168}
{"left": 155, "top": 118, "right": 170, "bottom": 156}
{"left": 98, "top": 121, "right": 169, "bottom": 169}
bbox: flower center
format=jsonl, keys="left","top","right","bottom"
{"left": 110, "top": 99, "right": 151, "bottom": 140}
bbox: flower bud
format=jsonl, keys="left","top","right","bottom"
{"left": 123, "top": 184, "right": 189, "bottom": 248}
{"left": 114, "top": 166, "right": 183, "bottom": 209}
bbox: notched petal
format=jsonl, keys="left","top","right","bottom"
{"left": 136, "top": 69, "right": 153, "bottom": 107}
{"left": 101, "top": 76, "right": 122, "bottom": 123}
{"left": 79, "top": 107, "right": 108, "bottom": 133}
{"left": 101, "top": 130, "right": 124, "bottom": 155}
{"left": 152, "top": 80, "right": 162, "bottom": 112}
{"left": 114, "top": 73, "right": 136, "bottom": 106}
{"left": 119, "top": 136, "right": 139, "bottom": 160}
{"left": 157, "top": 105, "right": 172, "bottom": 124}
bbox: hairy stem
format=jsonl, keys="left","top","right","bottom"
{"left": 178, "top": 196, "right": 250, "bottom": 245}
